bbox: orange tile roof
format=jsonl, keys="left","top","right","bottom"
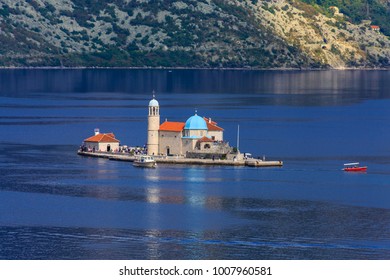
{"left": 84, "top": 133, "right": 120, "bottom": 143}
{"left": 198, "top": 136, "right": 213, "bottom": 142}
{"left": 204, "top": 117, "right": 224, "bottom": 131}
{"left": 159, "top": 121, "right": 185, "bottom": 132}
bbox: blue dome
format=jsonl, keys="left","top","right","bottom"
{"left": 149, "top": 98, "right": 159, "bottom": 107}
{"left": 184, "top": 114, "right": 207, "bottom": 130}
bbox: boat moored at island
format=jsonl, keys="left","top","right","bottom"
{"left": 133, "top": 155, "right": 157, "bottom": 168}
{"left": 343, "top": 162, "right": 367, "bottom": 172}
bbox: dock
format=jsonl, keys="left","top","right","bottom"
{"left": 245, "top": 158, "right": 283, "bottom": 167}
{"left": 77, "top": 151, "right": 283, "bottom": 167}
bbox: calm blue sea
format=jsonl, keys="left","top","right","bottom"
{"left": 0, "top": 69, "right": 390, "bottom": 259}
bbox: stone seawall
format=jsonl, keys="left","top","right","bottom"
{"left": 77, "top": 151, "right": 283, "bottom": 167}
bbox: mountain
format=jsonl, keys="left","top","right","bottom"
{"left": 0, "top": 0, "right": 389, "bottom": 68}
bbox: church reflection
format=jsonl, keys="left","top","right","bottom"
{"left": 143, "top": 166, "right": 227, "bottom": 209}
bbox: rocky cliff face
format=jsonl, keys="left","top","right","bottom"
{"left": 254, "top": 0, "right": 390, "bottom": 68}
{"left": 0, "top": 0, "right": 388, "bottom": 68}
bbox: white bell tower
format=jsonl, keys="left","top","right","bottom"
{"left": 147, "top": 93, "right": 160, "bottom": 155}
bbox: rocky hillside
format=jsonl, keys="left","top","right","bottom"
{"left": 0, "top": 0, "right": 389, "bottom": 68}
{"left": 256, "top": 0, "right": 390, "bottom": 68}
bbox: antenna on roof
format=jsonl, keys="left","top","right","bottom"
{"left": 152, "top": 90, "right": 156, "bottom": 99}
{"left": 195, "top": 108, "right": 198, "bottom": 115}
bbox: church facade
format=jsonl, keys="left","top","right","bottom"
{"left": 146, "top": 96, "right": 231, "bottom": 157}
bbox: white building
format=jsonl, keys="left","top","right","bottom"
{"left": 83, "top": 129, "right": 120, "bottom": 152}
{"left": 147, "top": 96, "right": 160, "bottom": 155}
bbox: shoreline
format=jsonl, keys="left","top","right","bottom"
{"left": 77, "top": 151, "right": 283, "bottom": 168}
{"left": 0, "top": 66, "right": 389, "bottom": 71}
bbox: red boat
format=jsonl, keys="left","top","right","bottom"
{"left": 343, "top": 162, "right": 367, "bottom": 172}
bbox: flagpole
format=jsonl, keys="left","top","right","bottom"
{"left": 237, "top": 124, "right": 240, "bottom": 151}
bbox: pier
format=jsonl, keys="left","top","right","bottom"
{"left": 77, "top": 151, "right": 283, "bottom": 167}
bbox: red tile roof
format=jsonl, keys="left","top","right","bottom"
{"left": 159, "top": 119, "right": 223, "bottom": 132}
{"left": 198, "top": 136, "right": 213, "bottom": 142}
{"left": 84, "top": 133, "right": 120, "bottom": 143}
{"left": 159, "top": 121, "right": 185, "bottom": 132}
{"left": 204, "top": 117, "right": 224, "bottom": 131}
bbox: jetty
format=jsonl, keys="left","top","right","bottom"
{"left": 77, "top": 150, "right": 283, "bottom": 167}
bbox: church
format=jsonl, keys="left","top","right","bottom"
{"left": 146, "top": 96, "right": 232, "bottom": 158}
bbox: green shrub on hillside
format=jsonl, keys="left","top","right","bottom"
{"left": 300, "top": 0, "right": 390, "bottom": 36}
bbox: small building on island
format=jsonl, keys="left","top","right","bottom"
{"left": 83, "top": 128, "right": 120, "bottom": 152}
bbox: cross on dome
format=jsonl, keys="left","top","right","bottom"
{"left": 149, "top": 90, "right": 159, "bottom": 107}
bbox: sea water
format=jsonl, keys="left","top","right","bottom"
{"left": 0, "top": 69, "right": 389, "bottom": 259}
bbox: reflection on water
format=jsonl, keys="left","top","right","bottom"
{"left": 144, "top": 166, "right": 227, "bottom": 208}
{"left": 1, "top": 143, "right": 390, "bottom": 259}
{"left": 1, "top": 69, "right": 389, "bottom": 105}
{"left": 1, "top": 70, "right": 390, "bottom": 259}
{"left": 146, "top": 188, "right": 161, "bottom": 204}
{"left": 2, "top": 200, "right": 390, "bottom": 260}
